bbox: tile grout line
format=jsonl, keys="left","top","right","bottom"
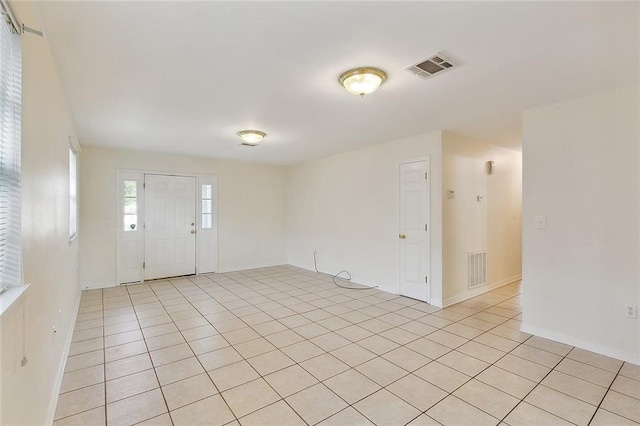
{"left": 185, "top": 272, "right": 411, "bottom": 424}
{"left": 318, "top": 289, "right": 531, "bottom": 424}
{"left": 177, "top": 274, "right": 318, "bottom": 425}
{"left": 67, "top": 274, "right": 519, "bottom": 424}
{"left": 102, "top": 289, "right": 107, "bottom": 426}
{"left": 196, "top": 272, "right": 358, "bottom": 424}
{"left": 64, "top": 275, "right": 523, "bottom": 424}
{"left": 123, "top": 283, "right": 173, "bottom": 425}
{"left": 417, "top": 296, "right": 613, "bottom": 424}
{"left": 585, "top": 362, "right": 624, "bottom": 425}
{"left": 142, "top": 277, "right": 239, "bottom": 425}
{"left": 395, "top": 294, "right": 532, "bottom": 425}
{"left": 180, "top": 271, "right": 520, "bottom": 423}
{"left": 498, "top": 344, "right": 584, "bottom": 425}
{"left": 346, "top": 289, "right": 528, "bottom": 425}
{"left": 62, "top": 269, "right": 634, "bottom": 426}
{"left": 170, "top": 277, "right": 268, "bottom": 412}
{"left": 56, "top": 292, "right": 108, "bottom": 423}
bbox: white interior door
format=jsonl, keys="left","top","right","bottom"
{"left": 399, "top": 160, "right": 430, "bottom": 302}
{"left": 144, "top": 174, "right": 196, "bottom": 280}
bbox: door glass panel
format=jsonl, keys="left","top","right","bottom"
{"left": 202, "top": 199, "right": 212, "bottom": 214}
{"left": 124, "top": 180, "right": 137, "bottom": 231}
{"left": 201, "top": 184, "right": 213, "bottom": 229}
{"left": 124, "top": 197, "right": 137, "bottom": 214}
{"left": 124, "top": 180, "right": 137, "bottom": 197}
{"left": 124, "top": 214, "right": 137, "bottom": 231}
{"left": 202, "top": 214, "right": 212, "bottom": 229}
{"left": 202, "top": 184, "right": 212, "bottom": 199}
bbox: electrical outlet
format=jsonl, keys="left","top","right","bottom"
{"left": 625, "top": 305, "right": 637, "bottom": 319}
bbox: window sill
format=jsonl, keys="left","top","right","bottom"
{"left": 0, "top": 283, "right": 30, "bottom": 317}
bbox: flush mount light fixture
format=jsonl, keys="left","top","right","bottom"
{"left": 237, "top": 130, "right": 266, "bottom": 145}
{"left": 339, "top": 67, "right": 387, "bottom": 97}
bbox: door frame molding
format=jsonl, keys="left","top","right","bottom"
{"left": 115, "top": 168, "right": 218, "bottom": 285}
{"left": 397, "top": 156, "right": 431, "bottom": 304}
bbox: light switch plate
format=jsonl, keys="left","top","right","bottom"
{"left": 534, "top": 216, "right": 546, "bottom": 229}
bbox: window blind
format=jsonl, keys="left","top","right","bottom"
{"left": 0, "top": 8, "right": 22, "bottom": 292}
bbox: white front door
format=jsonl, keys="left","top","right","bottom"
{"left": 399, "top": 160, "right": 430, "bottom": 302}
{"left": 144, "top": 174, "right": 196, "bottom": 280}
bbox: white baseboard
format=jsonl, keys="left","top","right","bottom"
{"left": 429, "top": 298, "right": 443, "bottom": 308}
{"left": 289, "top": 262, "right": 387, "bottom": 291}
{"left": 82, "top": 263, "right": 290, "bottom": 289}
{"left": 442, "top": 274, "right": 522, "bottom": 307}
{"left": 520, "top": 323, "right": 640, "bottom": 365}
{"left": 46, "top": 290, "right": 82, "bottom": 425}
{"left": 82, "top": 281, "right": 117, "bottom": 290}
{"left": 290, "top": 262, "right": 449, "bottom": 307}
{"left": 218, "top": 262, "right": 288, "bottom": 274}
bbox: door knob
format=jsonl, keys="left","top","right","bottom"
{"left": 191, "top": 230, "right": 196, "bottom": 234}
{"left": 399, "top": 234, "right": 406, "bottom": 239}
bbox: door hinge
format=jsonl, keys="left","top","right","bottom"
{"left": 143, "top": 262, "right": 145, "bottom": 269}
{"left": 143, "top": 182, "right": 146, "bottom": 189}
{"left": 425, "top": 172, "right": 428, "bottom": 180}
{"left": 425, "top": 276, "right": 428, "bottom": 283}
{"left": 425, "top": 224, "right": 428, "bottom": 231}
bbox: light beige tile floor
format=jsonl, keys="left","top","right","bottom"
{"left": 54, "top": 266, "right": 640, "bottom": 425}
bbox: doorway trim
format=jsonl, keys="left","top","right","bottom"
{"left": 115, "top": 168, "right": 218, "bottom": 285}
{"left": 397, "top": 156, "right": 431, "bottom": 304}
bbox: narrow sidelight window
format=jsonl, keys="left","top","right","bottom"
{"left": 201, "top": 184, "right": 212, "bottom": 229}
{"left": 123, "top": 180, "right": 138, "bottom": 231}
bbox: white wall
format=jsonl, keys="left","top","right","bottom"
{"left": 522, "top": 85, "right": 639, "bottom": 363}
{"left": 0, "top": 2, "right": 81, "bottom": 424}
{"left": 442, "top": 132, "right": 522, "bottom": 305}
{"left": 79, "top": 146, "right": 288, "bottom": 288}
{"left": 286, "top": 131, "right": 444, "bottom": 303}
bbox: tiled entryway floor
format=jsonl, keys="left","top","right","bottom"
{"left": 55, "top": 266, "right": 640, "bottom": 426}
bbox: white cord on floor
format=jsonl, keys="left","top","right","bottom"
{"left": 313, "top": 251, "right": 378, "bottom": 291}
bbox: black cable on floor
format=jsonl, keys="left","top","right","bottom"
{"left": 313, "top": 251, "right": 378, "bottom": 291}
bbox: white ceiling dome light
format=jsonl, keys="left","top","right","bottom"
{"left": 339, "top": 67, "right": 387, "bottom": 97}
{"left": 237, "top": 130, "right": 266, "bottom": 145}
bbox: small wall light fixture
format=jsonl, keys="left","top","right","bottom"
{"left": 487, "top": 160, "right": 495, "bottom": 175}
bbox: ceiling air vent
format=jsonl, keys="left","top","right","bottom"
{"left": 404, "top": 53, "right": 457, "bottom": 80}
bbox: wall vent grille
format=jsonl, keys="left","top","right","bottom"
{"left": 468, "top": 251, "right": 487, "bottom": 289}
{"left": 404, "top": 53, "right": 458, "bottom": 80}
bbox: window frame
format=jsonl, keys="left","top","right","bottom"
{"left": 0, "top": 4, "right": 22, "bottom": 294}
{"left": 68, "top": 137, "right": 81, "bottom": 242}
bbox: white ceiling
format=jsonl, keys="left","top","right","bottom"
{"left": 36, "top": 1, "right": 638, "bottom": 165}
